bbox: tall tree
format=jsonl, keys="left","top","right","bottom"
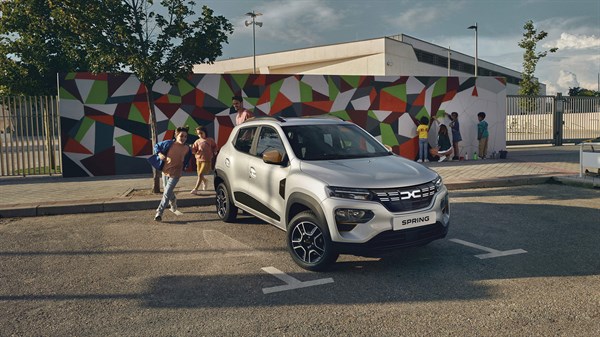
{"left": 54, "top": 0, "right": 233, "bottom": 192}
{"left": 0, "top": 0, "right": 92, "bottom": 95}
{"left": 518, "top": 20, "right": 558, "bottom": 96}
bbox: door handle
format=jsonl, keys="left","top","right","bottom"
{"left": 249, "top": 167, "right": 256, "bottom": 178}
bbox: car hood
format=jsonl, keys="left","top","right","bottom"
{"left": 299, "top": 155, "right": 438, "bottom": 188}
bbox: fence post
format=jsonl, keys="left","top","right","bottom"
{"left": 554, "top": 92, "right": 564, "bottom": 146}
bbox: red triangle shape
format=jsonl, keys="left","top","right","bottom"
{"left": 270, "top": 93, "right": 292, "bottom": 115}
{"left": 64, "top": 138, "right": 92, "bottom": 154}
{"left": 472, "top": 86, "right": 478, "bottom": 96}
{"left": 379, "top": 91, "right": 407, "bottom": 112}
{"left": 132, "top": 134, "right": 152, "bottom": 156}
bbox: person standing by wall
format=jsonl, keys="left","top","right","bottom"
{"left": 190, "top": 125, "right": 218, "bottom": 194}
{"left": 416, "top": 117, "right": 430, "bottom": 163}
{"left": 477, "top": 112, "right": 489, "bottom": 159}
{"left": 153, "top": 126, "right": 192, "bottom": 221}
{"left": 232, "top": 96, "right": 253, "bottom": 125}
{"left": 447, "top": 111, "right": 462, "bottom": 160}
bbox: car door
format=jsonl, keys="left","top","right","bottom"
{"left": 227, "top": 126, "right": 258, "bottom": 206}
{"left": 246, "top": 126, "right": 290, "bottom": 229}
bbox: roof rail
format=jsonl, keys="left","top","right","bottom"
{"left": 302, "top": 114, "right": 345, "bottom": 121}
{"left": 246, "top": 115, "right": 287, "bottom": 122}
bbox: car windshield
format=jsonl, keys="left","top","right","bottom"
{"left": 282, "top": 123, "right": 392, "bottom": 160}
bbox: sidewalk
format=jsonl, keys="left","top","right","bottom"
{"left": 0, "top": 145, "right": 597, "bottom": 218}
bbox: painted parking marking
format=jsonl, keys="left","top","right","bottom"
{"left": 449, "top": 238, "right": 527, "bottom": 259}
{"left": 261, "top": 266, "right": 334, "bottom": 294}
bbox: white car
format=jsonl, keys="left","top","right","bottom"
{"left": 214, "top": 116, "right": 450, "bottom": 271}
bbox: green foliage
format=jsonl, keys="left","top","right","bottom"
{"left": 0, "top": 0, "right": 91, "bottom": 95}
{"left": 568, "top": 87, "right": 600, "bottom": 97}
{"left": 518, "top": 20, "right": 558, "bottom": 96}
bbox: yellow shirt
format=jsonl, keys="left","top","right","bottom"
{"left": 417, "top": 124, "right": 429, "bottom": 139}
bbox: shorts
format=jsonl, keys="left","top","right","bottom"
{"left": 196, "top": 160, "right": 211, "bottom": 175}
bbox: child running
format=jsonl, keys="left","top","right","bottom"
{"left": 190, "top": 125, "right": 218, "bottom": 194}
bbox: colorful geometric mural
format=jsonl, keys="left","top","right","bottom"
{"left": 59, "top": 73, "right": 506, "bottom": 177}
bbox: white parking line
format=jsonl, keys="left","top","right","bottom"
{"left": 261, "top": 267, "right": 334, "bottom": 294}
{"left": 449, "top": 238, "right": 527, "bottom": 259}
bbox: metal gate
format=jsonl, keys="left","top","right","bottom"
{"left": 507, "top": 94, "right": 600, "bottom": 146}
{"left": 0, "top": 96, "right": 62, "bottom": 176}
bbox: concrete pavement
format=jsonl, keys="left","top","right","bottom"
{"left": 0, "top": 145, "right": 597, "bottom": 218}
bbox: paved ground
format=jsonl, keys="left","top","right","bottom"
{"left": 0, "top": 145, "right": 598, "bottom": 218}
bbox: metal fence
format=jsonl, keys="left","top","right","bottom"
{"left": 0, "top": 96, "right": 62, "bottom": 176}
{"left": 507, "top": 95, "right": 600, "bottom": 145}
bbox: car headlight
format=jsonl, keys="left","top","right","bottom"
{"left": 433, "top": 175, "right": 443, "bottom": 190}
{"left": 326, "top": 187, "right": 373, "bottom": 201}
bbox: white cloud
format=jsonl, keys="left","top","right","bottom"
{"left": 233, "top": 0, "right": 343, "bottom": 45}
{"left": 557, "top": 70, "right": 579, "bottom": 89}
{"left": 544, "top": 33, "right": 600, "bottom": 50}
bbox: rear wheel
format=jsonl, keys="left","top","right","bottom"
{"left": 287, "top": 210, "right": 338, "bottom": 271}
{"left": 216, "top": 182, "right": 237, "bottom": 222}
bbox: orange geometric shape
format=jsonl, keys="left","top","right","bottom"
{"left": 303, "top": 100, "right": 333, "bottom": 114}
{"left": 472, "top": 86, "right": 478, "bottom": 96}
{"left": 270, "top": 93, "right": 292, "bottom": 115}
{"left": 87, "top": 114, "right": 114, "bottom": 126}
{"left": 132, "top": 134, "right": 152, "bottom": 156}
{"left": 399, "top": 137, "right": 418, "bottom": 160}
{"left": 64, "top": 138, "right": 93, "bottom": 154}
{"left": 379, "top": 90, "right": 407, "bottom": 112}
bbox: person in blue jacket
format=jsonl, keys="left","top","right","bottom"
{"left": 150, "top": 126, "right": 192, "bottom": 221}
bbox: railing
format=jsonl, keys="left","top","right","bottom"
{"left": 0, "top": 96, "right": 62, "bottom": 176}
{"left": 507, "top": 95, "right": 600, "bottom": 146}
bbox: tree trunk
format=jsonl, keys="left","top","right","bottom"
{"left": 145, "top": 85, "right": 161, "bottom": 194}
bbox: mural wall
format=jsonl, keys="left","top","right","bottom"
{"left": 59, "top": 73, "right": 506, "bottom": 177}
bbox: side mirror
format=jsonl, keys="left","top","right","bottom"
{"left": 263, "top": 149, "right": 285, "bottom": 165}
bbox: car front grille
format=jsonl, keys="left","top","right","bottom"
{"left": 371, "top": 181, "right": 437, "bottom": 212}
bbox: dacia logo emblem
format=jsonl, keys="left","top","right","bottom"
{"left": 400, "top": 189, "right": 421, "bottom": 200}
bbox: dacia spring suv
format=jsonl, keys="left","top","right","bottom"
{"left": 214, "top": 117, "right": 450, "bottom": 271}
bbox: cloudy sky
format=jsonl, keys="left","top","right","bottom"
{"left": 199, "top": 0, "right": 600, "bottom": 94}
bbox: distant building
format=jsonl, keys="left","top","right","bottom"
{"left": 193, "top": 34, "right": 544, "bottom": 95}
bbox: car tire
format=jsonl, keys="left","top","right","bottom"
{"left": 216, "top": 182, "right": 238, "bottom": 222}
{"left": 287, "top": 210, "right": 338, "bottom": 271}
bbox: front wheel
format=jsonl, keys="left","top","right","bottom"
{"left": 216, "top": 182, "right": 238, "bottom": 222}
{"left": 287, "top": 210, "right": 338, "bottom": 271}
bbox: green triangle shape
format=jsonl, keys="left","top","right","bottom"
{"left": 382, "top": 84, "right": 407, "bottom": 101}
{"left": 415, "top": 107, "right": 430, "bottom": 122}
{"left": 269, "top": 80, "right": 284, "bottom": 106}
{"left": 167, "top": 94, "right": 181, "bottom": 104}
{"left": 65, "top": 72, "right": 77, "bottom": 80}
{"left": 177, "top": 79, "right": 195, "bottom": 96}
{"left": 129, "top": 105, "right": 146, "bottom": 123}
{"left": 218, "top": 77, "right": 234, "bottom": 105}
{"left": 300, "top": 81, "right": 313, "bottom": 102}
{"left": 85, "top": 80, "right": 108, "bottom": 104}
{"left": 328, "top": 77, "right": 339, "bottom": 101}
{"left": 380, "top": 123, "right": 399, "bottom": 146}
{"left": 368, "top": 110, "right": 379, "bottom": 120}
{"left": 341, "top": 75, "right": 360, "bottom": 88}
{"left": 436, "top": 109, "right": 447, "bottom": 119}
{"left": 432, "top": 77, "right": 448, "bottom": 97}
{"left": 115, "top": 134, "right": 133, "bottom": 156}
{"left": 330, "top": 110, "right": 350, "bottom": 120}
{"left": 231, "top": 74, "right": 250, "bottom": 88}
{"left": 74, "top": 117, "right": 95, "bottom": 142}
{"left": 59, "top": 87, "right": 78, "bottom": 100}
{"left": 185, "top": 116, "right": 199, "bottom": 134}
{"left": 244, "top": 96, "right": 258, "bottom": 107}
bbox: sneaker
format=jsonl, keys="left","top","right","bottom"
{"left": 424, "top": 159, "right": 430, "bottom": 162}
{"left": 417, "top": 159, "right": 423, "bottom": 163}
{"left": 154, "top": 213, "right": 162, "bottom": 222}
{"left": 438, "top": 155, "right": 447, "bottom": 162}
{"left": 452, "top": 156, "right": 459, "bottom": 160}
{"left": 169, "top": 200, "right": 177, "bottom": 213}
{"left": 190, "top": 189, "right": 198, "bottom": 195}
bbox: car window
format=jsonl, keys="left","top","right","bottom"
{"left": 283, "top": 123, "right": 390, "bottom": 160}
{"left": 256, "top": 126, "right": 286, "bottom": 157}
{"left": 233, "top": 126, "right": 257, "bottom": 154}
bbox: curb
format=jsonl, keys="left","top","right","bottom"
{"left": 0, "top": 195, "right": 215, "bottom": 218}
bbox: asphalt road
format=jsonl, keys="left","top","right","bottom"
{"left": 1, "top": 184, "right": 599, "bottom": 336}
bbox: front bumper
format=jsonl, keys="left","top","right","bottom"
{"left": 321, "top": 186, "right": 450, "bottom": 247}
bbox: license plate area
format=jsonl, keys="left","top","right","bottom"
{"left": 393, "top": 211, "right": 436, "bottom": 230}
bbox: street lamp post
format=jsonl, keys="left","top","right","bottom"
{"left": 467, "top": 22, "right": 478, "bottom": 77}
{"left": 245, "top": 11, "right": 263, "bottom": 74}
